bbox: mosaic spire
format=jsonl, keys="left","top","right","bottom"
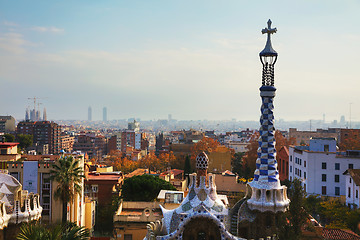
{"left": 247, "top": 19, "right": 289, "bottom": 213}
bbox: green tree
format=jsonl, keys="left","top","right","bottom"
{"left": 50, "top": 156, "right": 85, "bottom": 223}
{"left": 278, "top": 179, "right": 308, "bottom": 240}
{"left": 4, "top": 133, "right": 15, "bottom": 142}
{"left": 122, "top": 175, "right": 176, "bottom": 201}
{"left": 94, "top": 195, "right": 121, "bottom": 234}
{"left": 17, "top": 134, "right": 33, "bottom": 150}
{"left": 184, "top": 155, "right": 191, "bottom": 175}
{"left": 17, "top": 221, "right": 89, "bottom": 240}
{"left": 231, "top": 152, "right": 245, "bottom": 176}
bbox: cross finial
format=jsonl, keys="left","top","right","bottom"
{"left": 262, "top": 19, "right": 277, "bottom": 36}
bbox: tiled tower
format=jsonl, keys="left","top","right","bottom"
{"left": 247, "top": 19, "right": 289, "bottom": 213}
{"left": 235, "top": 20, "right": 290, "bottom": 239}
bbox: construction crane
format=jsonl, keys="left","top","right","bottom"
{"left": 27, "top": 97, "right": 47, "bottom": 113}
{"left": 27, "top": 97, "right": 48, "bottom": 121}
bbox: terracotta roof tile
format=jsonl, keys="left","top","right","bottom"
{"left": 346, "top": 169, "right": 360, "bottom": 186}
{"left": 322, "top": 228, "right": 360, "bottom": 240}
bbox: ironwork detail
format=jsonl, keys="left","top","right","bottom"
{"left": 262, "top": 63, "right": 275, "bottom": 86}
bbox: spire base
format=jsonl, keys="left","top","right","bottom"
{"left": 246, "top": 182, "right": 289, "bottom": 213}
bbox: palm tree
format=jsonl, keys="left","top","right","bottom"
{"left": 50, "top": 156, "right": 85, "bottom": 223}
{"left": 17, "top": 221, "right": 90, "bottom": 240}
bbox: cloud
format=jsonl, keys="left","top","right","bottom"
{"left": 2, "top": 21, "right": 18, "bottom": 27}
{"left": 31, "top": 26, "right": 64, "bottom": 33}
{"left": 0, "top": 32, "right": 28, "bottom": 54}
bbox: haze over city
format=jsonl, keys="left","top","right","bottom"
{"left": 0, "top": 1, "right": 359, "bottom": 122}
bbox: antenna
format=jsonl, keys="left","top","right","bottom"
{"left": 349, "top": 103, "right": 353, "bottom": 129}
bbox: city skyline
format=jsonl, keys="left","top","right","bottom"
{"left": 0, "top": 1, "right": 359, "bottom": 122}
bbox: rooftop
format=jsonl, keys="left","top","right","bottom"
{"left": 87, "top": 172, "right": 123, "bottom": 181}
{"left": 321, "top": 227, "right": 360, "bottom": 240}
{"left": 344, "top": 169, "right": 360, "bottom": 186}
{"left": 0, "top": 143, "right": 19, "bottom": 148}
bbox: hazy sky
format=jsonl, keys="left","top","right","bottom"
{"left": 0, "top": 1, "right": 359, "bottom": 122}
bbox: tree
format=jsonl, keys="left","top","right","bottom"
{"left": 105, "top": 151, "right": 139, "bottom": 173}
{"left": 231, "top": 152, "right": 245, "bottom": 177}
{"left": 278, "top": 178, "right": 308, "bottom": 240}
{"left": 275, "top": 130, "right": 296, "bottom": 153}
{"left": 184, "top": 155, "right": 191, "bottom": 175}
{"left": 95, "top": 195, "right": 121, "bottom": 234}
{"left": 122, "top": 175, "right": 176, "bottom": 201}
{"left": 4, "top": 133, "right": 15, "bottom": 142}
{"left": 320, "top": 200, "right": 349, "bottom": 229}
{"left": 190, "top": 137, "right": 219, "bottom": 169}
{"left": 339, "top": 129, "right": 360, "bottom": 151}
{"left": 50, "top": 156, "right": 85, "bottom": 223}
{"left": 17, "top": 134, "right": 33, "bottom": 150}
{"left": 191, "top": 137, "right": 219, "bottom": 158}
{"left": 17, "top": 221, "right": 90, "bottom": 240}
{"left": 241, "top": 132, "right": 259, "bottom": 178}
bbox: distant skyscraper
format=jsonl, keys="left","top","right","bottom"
{"left": 340, "top": 115, "right": 345, "bottom": 125}
{"left": 43, "top": 107, "right": 47, "bottom": 121}
{"left": 103, "top": 107, "right": 107, "bottom": 122}
{"left": 30, "top": 109, "right": 36, "bottom": 121}
{"left": 88, "top": 106, "right": 92, "bottom": 121}
{"left": 25, "top": 108, "right": 30, "bottom": 121}
{"left": 36, "top": 110, "right": 40, "bottom": 121}
{"left": 168, "top": 114, "right": 172, "bottom": 122}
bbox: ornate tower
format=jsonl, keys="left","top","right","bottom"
{"left": 247, "top": 18, "right": 289, "bottom": 213}
{"left": 235, "top": 20, "right": 290, "bottom": 239}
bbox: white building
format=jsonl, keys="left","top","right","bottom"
{"left": 289, "top": 138, "right": 360, "bottom": 197}
{"left": 344, "top": 169, "right": 360, "bottom": 208}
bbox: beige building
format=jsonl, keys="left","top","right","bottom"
{"left": 208, "top": 145, "right": 232, "bottom": 173}
{"left": 0, "top": 116, "right": 15, "bottom": 133}
{"left": 60, "top": 134, "right": 75, "bottom": 153}
{"left": 0, "top": 143, "right": 21, "bottom": 164}
{"left": 114, "top": 201, "right": 163, "bottom": 240}
{"left": 289, "top": 128, "right": 339, "bottom": 145}
{"left": 226, "top": 141, "right": 249, "bottom": 153}
{"left": 7, "top": 153, "right": 86, "bottom": 225}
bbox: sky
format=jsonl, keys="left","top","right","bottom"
{"left": 0, "top": 0, "right": 359, "bottom": 122}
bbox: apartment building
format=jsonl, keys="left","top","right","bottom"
{"left": 7, "top": 153, "right": 86, "bottom": 225}
{"left": 16, "top": 121, "right": 61, "bottom": 154}
{"left": 289, "top": 138, "right": 360, "bottom": 197}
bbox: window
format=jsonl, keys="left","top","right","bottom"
{"left": 335, "top": 175, "right": 339, "bottom": 183}
{"left": 290, "top": 156, "right": 292, "bottom": 162}
{"left": 124, "top": 234, "right": 133, "bottom": 240}
{"left": 91, "top": 185, "right": 98, "bottom": 193}
{"left": 290, "top": 166, "right": 292, "bottom": 173}
{"left": 349, "top": 164, "right": 354, "bottom": 169}
{"left": 304, "top": 161, "right": 306, "bottom": 167}
{"left": 322, "top": 162, "right": 327, "bottom": 169}
{"left": 322, "top": 174, "right": 327, "bottom": 182}
{"left": 300, "top": 159, "right": 302, "bottom": 165}
{"left": 299, "top": 170, "right": 302, "bottom": 178}
{"left": 304, "top": 172, "right": 307, "bottom": 179}
{"left": 335, "top": 163, "right": 340, "bottom": 170}
{"left": 290, "top": 176, "right": 292, "bottom": 181}
{"left": 322, "top": 186, "right": 327, "bottom": 195}
{"left": 324, "top": 144, "right": 329, "bottom": 152}
{"left": 350, "top": 178, "right": 352, "bottom": 183}
{"left": 357, "top": 190, "right": 359, "bottom": 199}
{"left": 348, "top": 187, "right": 351, "bottom": 198}
{"left": 304, "top": 183, "right": 306, "bottom": 191}
{"left": 335, "top": 187, "right": 340, "bottom": 196}
{"left": 286, "top": 162, "right": 289, "bottom": 176}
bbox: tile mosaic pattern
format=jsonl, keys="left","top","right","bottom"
{"left": 253, "top": 95, "right": 279, "bottom": 183}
